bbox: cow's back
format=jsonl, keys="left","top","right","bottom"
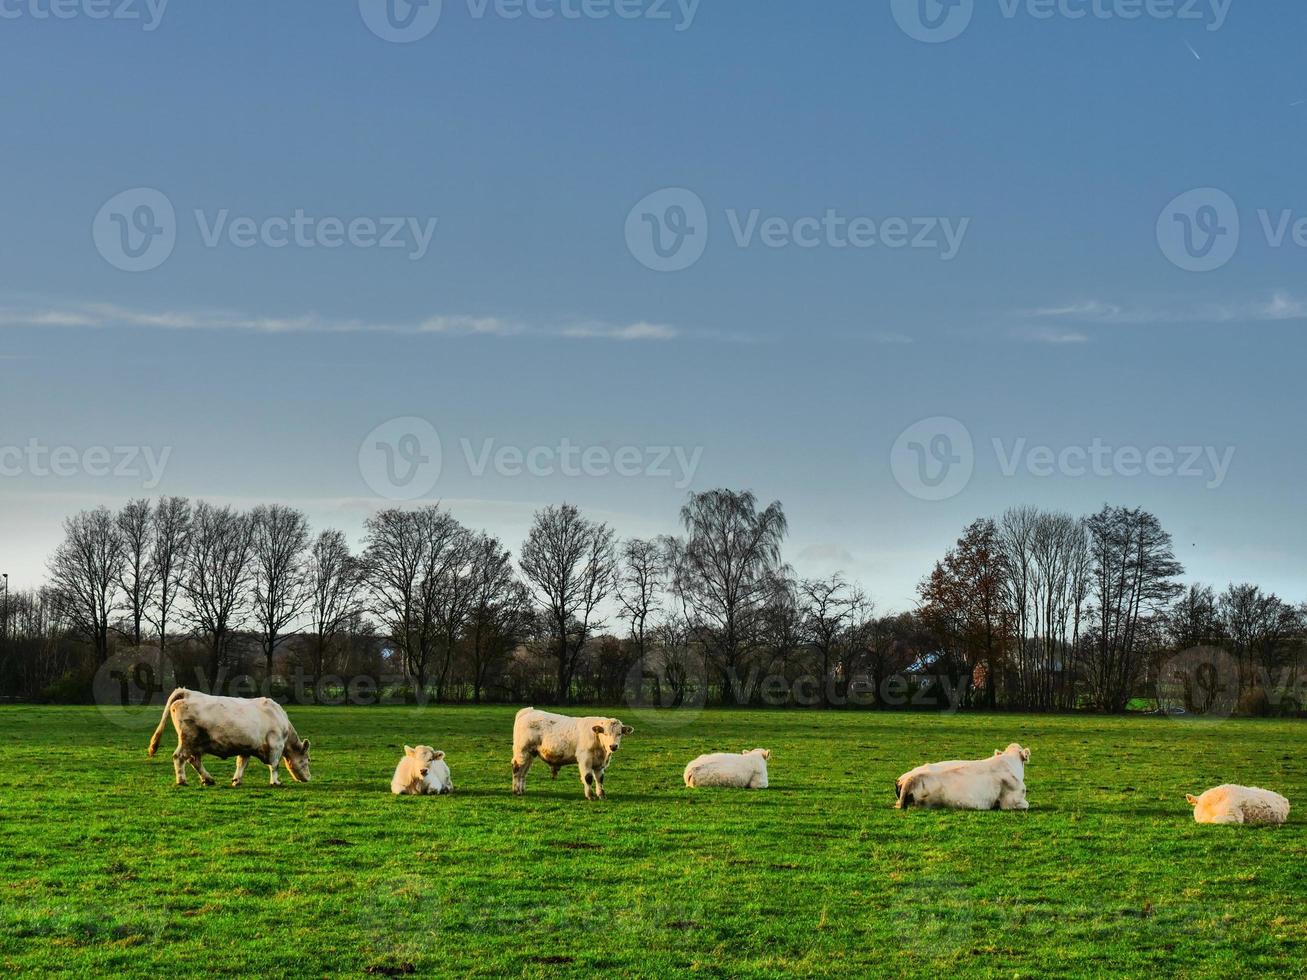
{"left": 176, "top": 692, "right": 288, "bottom": 759}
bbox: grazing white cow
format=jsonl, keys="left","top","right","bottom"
{"left": 391, "top": 745, "right": 453, "bottom": 796}
{"left": 1186, "top": 784, "right": 1290, "bottom": 825}
{"left": 684, "top": 748, "right": 771, "bottom": 789}
{"left": 147, "top": 688, "right": 311, "bottom": 787}
{"left": 895, "top": 743, "right": 1030, "bottom": 811}
{"left": 511, "top": 707, "right": 633, "bottom": 800}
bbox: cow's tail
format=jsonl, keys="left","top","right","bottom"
{"left": 147, "top": 688, "right": 187, "bottom": 756}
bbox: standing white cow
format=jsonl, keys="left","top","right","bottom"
{"left": 895, "top": 743, "right": 1030, "bottom": 811}
{"left": 147, "top": 688, "right": 312, "bottom": 787}
{"left": 391, "top": 745, "right": 453, "bottom": 796}
{"left": 684, "top": 748, "right": 771, "bottom": 789}
{"left": 511, "top": 707, "right": 633, "bottom": 800}
{"left": 1186, "top": 784, "right": 1290, "bottom": 825}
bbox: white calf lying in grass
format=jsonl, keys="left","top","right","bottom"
{"left": 391, "top": 745, "right": 452, "bottom": 795}
{"left": 895, "top": 743, "right": 1031, "bottom": 811}
{"left": 1186, "top": 784, "right": 1289, "bottom": 825}
{"left": 684, "top": 748, "right": 771, "bottom": 789}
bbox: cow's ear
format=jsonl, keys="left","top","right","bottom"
{"left": 621, "top": 725, "right": 634, "bottom": 735}
{"left": 593, "top": 725, "right": 605, "bottom": 735}
{"left": 1186, "top": 794, "right": 1199, "bottom": 806}
{"left": 300, "top": 740, "right": 309, "bottom": 752}
{"left": 433, "top": 751, "right": 445, "bottom": 760}
{"left": 1020, "top": 748, "right": 1030, "bottom": 762}
{"left": 404, "top": 745, "right": 415, "bottom": 756}
{"left": 762, "top": 750, "right": 771, "bottom": 760}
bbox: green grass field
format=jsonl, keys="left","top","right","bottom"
{"left": 0, "top": 705, "right": 1303, "bottom": 978}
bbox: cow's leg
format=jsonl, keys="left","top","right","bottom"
{"left": 596, "top": 767, "right": 607, "bottom": 800}
{"left": 998, "top": 779, "right": 1028, "bottom": 811}
{"left": 231, "top": 755, "right": 249, "bottom": 787}
{"left": 581, "top": 766, "right": 597, "bottom": 800}
{"left": 511, "top": 750, "right": 534, "bottom": 796}
{"left": 188, "top": 753, "right": 216, "bottom": 786}
{"left": 172, "top": 744, "right": 188, "bottom": 786}
{"left": 550, "top": 765, "right": 560, "bottom": 780}
{"left": 266, "top": 738, "right": 286, "bottom": 786}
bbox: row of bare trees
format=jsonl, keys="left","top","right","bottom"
{"left": 918, "top": 505, "right": 1305, "bottom": 713}
{"left": 3, "top": 493, "right": 1303, "bottom": 713}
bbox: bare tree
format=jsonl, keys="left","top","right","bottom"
{"left": 116, "top": 499, "right": 158, "bottom": 648}
{"left": 48, "top": 507, "right": 123, "bottom": 664}
{"left": 674, "top": 489, "right": 788, "bottom": 704}
{"left": 306, "top": 529, "right": 363, "bottom": 679}
{"left": 146, "top": 496, "right": 191, "bottom": 667}
{"left": 363, "top": 506, "right": 466, "bottom": 694}
{"left": 618, "top": 536, "right": 670, "bottom": 702}
{"left": 183, "top": 502, "right": 256, "bottom": 683}
{"left": 250, "top": 504, "right": 311, "bottom": 683}
{"left": 1082, "top": 506, "right": 1183, "bottom": 712}
{"left": 800, "top": 575, "right": 853, "bottom": 707}
{"left": 519, "top": 503, "right": 617, "bottom": 702}
{"left": 431, "top": 526, "right": 477, "bottom": 701}
{"left": 466, "top": 532, "right": 530, "bottom": 703}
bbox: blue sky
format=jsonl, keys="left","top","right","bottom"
{"left": 2, "top": 0, "right": 1305, "bottom": 609}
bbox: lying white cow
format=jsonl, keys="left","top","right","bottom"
{"left": 147, "top": 688, "right": 311, "bottom": 787}
{"left": 1186, "top": 784, "right": 1290, "bottom": 825}
{"left": 391, "top": 745, "right": 452, "bottom": 796}
{"left": 895, "top": 743, "right": 1030, "bottom": 811}
{"left": 684, "top": 748, "right": 771, "bottom": 789}
{"left": 511, "top": 707, "right": 633, "bottom": 800}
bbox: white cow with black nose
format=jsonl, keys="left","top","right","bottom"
{"left": 511, "top": 707, "right": 634, "bottom": 800}
{"left": 895, "top": 743, "right": 1031, "bottom": 811}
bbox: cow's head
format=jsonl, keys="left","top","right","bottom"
{"left": 405, "top": 745, "right": 442, "bottom": 779}
{"left": 284, "top": 738, "right": 312, "bottom": 782}
{"left": 591, "top": 719, "right": 634, "bottom": 755}
{"left": 744, "top": 748, "right": 771, "bottom": 760}
{"left": 995, "top": 743, "right": 1031, "bottom": 762}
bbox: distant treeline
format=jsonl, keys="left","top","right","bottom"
{"left": 1, "top": 492, "right": 1303, "bottom": 716}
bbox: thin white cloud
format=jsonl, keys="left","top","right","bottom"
{"left": 1021, "top": 327, "right": 1089, "bottom": 345}
{"left": 1024, "top": 292, "right": 1307, "bottom": 326}
{"left": 0, "top": 302, "right": 681, "bottom": 342}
